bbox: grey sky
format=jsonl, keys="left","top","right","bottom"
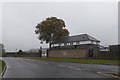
{"left": 0, "top": 3, "right": 2, "bottom": 43}
{"left": 1, "top": 2, "right": 118, "bottom": 52}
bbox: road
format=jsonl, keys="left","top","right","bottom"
{"left": 2, "top": 57, "right": 119, "bottom": 78}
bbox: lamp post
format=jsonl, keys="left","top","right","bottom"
{"left": 39, "top": 41, "right": 43, "bottom": 57}
{"left": 15, "top": 48, "right": 17, "bottom": 57}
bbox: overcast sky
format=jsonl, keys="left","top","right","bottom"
{"left": 0, "top": 1, "right": 118, "bottom": 52}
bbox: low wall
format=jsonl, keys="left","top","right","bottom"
{"left": 95, "top": 51, "right": 119, "bottom": 60}
{"left": 48, "top": 48, "right": 119, "bottom": 60}
{"left": 48, "top": 48, "right": 88, "bottom": 58}
{"left": 4, "top": 49, "right": 119, "bottom": 60}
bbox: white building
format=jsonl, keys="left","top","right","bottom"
{"left": 51, "top": 34, "right": 100, "bottom": 48}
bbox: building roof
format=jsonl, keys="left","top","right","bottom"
{"left": 109, "top": 44, "right": 120, "bottom": 46}
{"left": 52, "top": 34, "right": 100, "bottom": 44}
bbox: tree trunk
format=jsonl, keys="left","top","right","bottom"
{"left": 46, "top": 49, "right": 48, "bottom": 58}
{"left": 49, "top": 43, "right": 51, "bottom": 49}
{"left": 39, "top": 50, "right": 42, "bottom": 57}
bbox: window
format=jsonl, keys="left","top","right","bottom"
{"left": 51, "top": 44, "right": 54, "bottom": 47}
{"left": 73, "top": 42, "right": 76, "bottom": 45}
{"left": 60, "top": 43, "right": 64, "bottom": 46}
{"left": 54, "top": 44, "right": 59, "bottom": 46}
{"left": 67, "top": 43, "right": 70, "bottom": 45}
{"left": 80, "top": 41, "right": 91, "bottom": 44}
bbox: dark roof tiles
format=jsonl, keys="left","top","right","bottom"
{"left": 53, "top": 34, "right": 100, "bottom": 44}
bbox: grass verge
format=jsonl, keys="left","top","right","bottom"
{"left": 32, "top": 58, "right": 119, "bottom": 65}
{"left": 0, "top": 60, "right": 6, "bottom": 76}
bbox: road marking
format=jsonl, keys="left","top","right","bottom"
{"left": 58, "top": 65, "right": 119, "bottom": 78}
{"left": 58, "top": 65, "right": 93, "bottom": 71}
{"left": 58, "top": 65, "right": 66, "bottom": 67}
{"left": 67, "top": 66, "right": 82, "bottom": 70}
{"left": 97, "top": 72, "right": 119, "bottom": 78}
{"left": 58, "top": 65, "right": 82, "bottom": 71}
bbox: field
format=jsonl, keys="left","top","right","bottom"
{"left": 32, "top": 58, "right": 119, "bottom": 65}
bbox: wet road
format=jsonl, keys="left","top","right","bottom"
{"left": 2, "top": 57, "right": 119, "bottom": 78}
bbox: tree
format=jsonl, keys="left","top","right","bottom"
{"left": 35, "top": 17, "right": 69, "bottom": 48}
{"left": 17, "top": 50, "right": 23, "bottom": 55}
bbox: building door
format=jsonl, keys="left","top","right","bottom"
{"left": 88, "top": 49, "right": 93, "bottom": 58}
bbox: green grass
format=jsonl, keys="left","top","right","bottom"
{"left": 32, "top": 58, "right": 120, "bottom": 65}
{"left": 0, "top": 60, "right": 5, "bottom": 75}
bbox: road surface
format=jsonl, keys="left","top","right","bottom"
{"left": 2, "top": 57, "right": 119, "bottom": 78}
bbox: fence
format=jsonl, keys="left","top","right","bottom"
{"left": 4, "top": 52, "right": 41, "bottom": 57}
{"left": 95, "top": 51, "right": 119, "bottom": 60}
